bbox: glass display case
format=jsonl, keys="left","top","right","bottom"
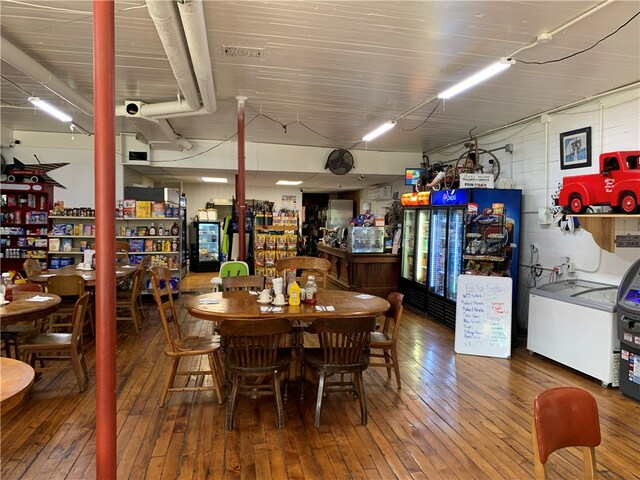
{"left": 346, "top": 226, "right": 384, "bottom": 253}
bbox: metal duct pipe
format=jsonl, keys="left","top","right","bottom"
{"left": 145, "top": 0, "right": 200, "bottom": 112}
{"left": 115, "top": 101, "right": 208, "bottom": 118}
{"left": 178, "top": 0, "right": 217, "bottom": 113}
{"left": 1, "top": 36, "right": 94, "bottom": 116}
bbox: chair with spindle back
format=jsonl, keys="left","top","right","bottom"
{"left": 532, "top": 386, "right": 601, "bottom": 479}
{"left": 1, "top": 283, "right": 44, "bottom": 358}
{"left": 21, "top": 292, "right": 91, "bottom": 392}
{"left": 115, "top": 241, "right": 130, "bottom": 264}
{"left": 219, "top": 317, "right": 293, "bottom": 430}
{"left": 302, "top": 315, "right": 377, "bottom": 427}
{"left": 221, "top": 275, "right": 265, "bottom": 292}
{"left": 275, "top": 256, "right": 330, "bottom": 290}
{"left": 45, "top": 275, "right": 88, "bottom": 333}
{"left": 115, "top": 267, "right": 145, "bottom": 334}
{"left": 369, "top": 292, "right": 405, "bottom": 389}
{"left": 150, "top": 266, "right": 225, "bottom": 406}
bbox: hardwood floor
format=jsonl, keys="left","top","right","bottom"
{"left": 2, "top": 275, "right": 639, "bottom": 479}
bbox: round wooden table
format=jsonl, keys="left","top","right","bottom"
{"left": 1, "top": 357, "right": 35, "bottom": 413}
{"left": 185, "top": 290, "right": 390, "bottom": 321}
{"left": 1, "top": 292, "right": 61, "bottom": 325}
{"left": 29, "top": 263, "right": 138, "bottom": 287}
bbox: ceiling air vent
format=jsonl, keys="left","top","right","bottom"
{"left": 222, "top": 45, "right": 264, "bottom": 58}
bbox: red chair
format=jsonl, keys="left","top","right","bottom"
{"left": 532, "top": 387, "right": 601, "bottom": 479}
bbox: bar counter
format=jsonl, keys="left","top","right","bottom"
{"left": 317, "top": 244, "right": 400, "bottom": 298}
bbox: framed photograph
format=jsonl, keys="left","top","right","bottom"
{"left": 560, "top": 127, "right": 591, "bottom": 170}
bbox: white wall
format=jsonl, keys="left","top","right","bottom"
{"left": 427, "top": 87, "right": 640, "bottom": 329}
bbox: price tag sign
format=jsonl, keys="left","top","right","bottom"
{"left": 459, "top": 173, "right": 494, "bottom": 189}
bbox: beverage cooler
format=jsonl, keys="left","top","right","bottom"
{"left": 190, "top": 221, "right": 220, "bottom": 272}
{"left": 399, "top": 208, "right": 431, "bottom": 309}
{"left": 425, "top": 189, "right": 522, "bottom": 330}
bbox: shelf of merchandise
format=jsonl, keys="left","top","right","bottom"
{"left": 571, "top": 214, "right": 640, "bottom": 253}
{"left": 48, "top": 216, "right": 95, "bottom": 266}
{"left": 116, "top": 215, "right": 183, "bottom": 294}
{"left": 1, "top": 183, "right": 52, "bottom": 272}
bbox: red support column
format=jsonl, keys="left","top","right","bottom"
{"left": 236, "top": 96, "right": 247, "bottom": 260}
{"left": 93, "top": 1, "right": 117, "bottom": 478}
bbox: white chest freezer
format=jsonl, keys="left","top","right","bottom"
{"left": 527, "top": 279, "right": 619, "bottom": 387}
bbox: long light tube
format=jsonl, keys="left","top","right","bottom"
{"left": 28, "top": 97, "right": 73, "bottom": 122}
{"left": 437, "top": 57, "right": 515, "bottom": 100}
{"left": 362, "top": 121, "right": 396, "bottom": 142}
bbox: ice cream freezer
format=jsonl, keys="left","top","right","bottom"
{"left": 527, "top": 279, "right": 619, "bottom": 387}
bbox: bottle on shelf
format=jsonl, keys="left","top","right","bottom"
{"left": 170, "top": 222, "right": 179, "bottom": 236}
{"left": 158, "top": 224, "right": 164, "bottom": 236}
{"left": 148, "top": 223, "right": 157, "bottom": 236}
{"left": 171, "top": 238, "right": 178, "bottom": 252}
{"left": 303, "top": 275, "right": 318, "bottom": 305}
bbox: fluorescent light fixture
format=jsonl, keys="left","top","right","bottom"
{"left": 276, "top": 180, "right": 303, "bottom": 186}
{"left": 202, "top": 177, "right": 227, "bottom": 183}
{"left": 437, "top": 57, "right": 515, "bottom": 100}
{"left": 28, "top": 97, "right": 72, "bottom": 122}
{"left": 362, "top": 121, "right": 396, "bottom": 142}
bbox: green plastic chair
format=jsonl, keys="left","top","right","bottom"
{"left": 211, "top": 261, "right": 249, "bottom": 292}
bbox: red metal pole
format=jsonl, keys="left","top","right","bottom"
{"left": 236, "top": 96, "right": 247, "bottom": 261}
{"left": 93, "top": 1, "right": 117, "bottom": 478}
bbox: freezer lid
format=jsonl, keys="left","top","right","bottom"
{"left": 531, "top": 279, "right": 618, "bottom": 312}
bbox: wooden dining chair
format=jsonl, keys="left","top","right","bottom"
{"left": 532, "top": 387, "right": 602, "bottom": 479}
{"left": 149, "top": 266, "right": 225, "bottom": 406}
{"left": 369, "top": 292, "right": 404, "bottom": 389}
{"left": 221, "top": 275, "right": 265, "bottom": 292}
{"left": 275, "top": 256, "right": 331, "bottom": 289}
{"left": 21, "top": 292, "right": 91, "bottom": 392}
{"left": 219, "top": 317, "right": 293, "bottom": 430}
{"left": 1, "top": 283, "right": 44, "bottom": 358}
{"left": 302, "top": 315, "right": 377, "bottom": 427}
{"left": 115, "top": 267, "right": 145, "bottom": 334}
{"left": 45, "top": 275, "right": 90, "bottom": 333}
{"left": 115, "top": 241, "right": 130, "bottom": 263}
{"left": 23, "top": 258, "right": 42, "bottom": 280}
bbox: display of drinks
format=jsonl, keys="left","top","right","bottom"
{"left": 303, "top": 275, "right": 318, "bottom": 304}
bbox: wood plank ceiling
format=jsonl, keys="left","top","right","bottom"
{"left": 1, "top": 1, "right": 638, "bottom": 186}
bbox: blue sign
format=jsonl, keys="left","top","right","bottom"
{"left": 431, "top": 189, "right": 471, "bottom": 206}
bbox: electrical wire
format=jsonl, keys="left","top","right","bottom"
{"left": 515, "top": 11, "right": 640, "bottom": 65}
{"left": 399, "top": 99, "right": 442, "bottom": 132}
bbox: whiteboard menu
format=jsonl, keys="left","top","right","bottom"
{"left": 454, "top": 275, "right": 513, "bottom": 359}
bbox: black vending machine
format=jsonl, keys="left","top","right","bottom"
{"left": 617, "top": 258, "right": 640, "bottom": 402}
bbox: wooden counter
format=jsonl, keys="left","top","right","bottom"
{"left": 317, "top": 245, "right": 400, "bottom": 298}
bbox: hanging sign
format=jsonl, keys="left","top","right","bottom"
{"left": 459, "top": 173, "right": 494, "bottom": 189}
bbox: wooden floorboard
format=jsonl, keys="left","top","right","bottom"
{"left": 2, "top": 281, "right": 640, "bottom": 479}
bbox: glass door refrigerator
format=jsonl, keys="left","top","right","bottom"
{"left": 399, "top": 208, "right": 430, "bottom": 309}
{"left": 426, "top": 188, "right": 522, "bottom": 332}
{"left": 190, "top": 221, "right": 220, "bottom": 272}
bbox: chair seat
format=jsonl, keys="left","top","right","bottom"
{"left": 304, "top": 348, "right": 370, "bottom": 372}
{"left": 225, "top": 349, "right": 292, "bottom": 374}
{"left": 370, "top": 331, "right": 392, "bottom": 345}
{"left": 22, "top": 332, "right": 73, "bottom": 348}
{"left": 2, "top": 325, "right": 39, "bottom": 335}
{"left": 173, "top": 335, "right": 221, "bottom": 354}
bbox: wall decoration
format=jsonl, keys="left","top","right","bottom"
{"left": 1, "top": 156, "right": 69, "bottom": 188}
{"left": 560, "top": 127, "right": 591, "bottom": 170}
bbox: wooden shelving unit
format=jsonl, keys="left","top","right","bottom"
{"left": 571, "top": 214, "right": 640, "bottom": 252}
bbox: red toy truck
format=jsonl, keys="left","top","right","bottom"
{"left": 557, "top": 151, "right": 640, "bottom": 214}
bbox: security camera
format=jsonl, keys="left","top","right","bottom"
{"left": 9, "top": 139, "right": 20, "bottom": 147}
